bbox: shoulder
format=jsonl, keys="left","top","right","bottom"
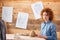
{"left": 50, "top": 22, "right": 56, "bottom": 29}
{"left": 50, "top": 22, "right": 56, "bottom": 26}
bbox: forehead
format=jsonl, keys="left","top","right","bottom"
{"left": 43, "top": 12, "right": 48, "bottom": 15}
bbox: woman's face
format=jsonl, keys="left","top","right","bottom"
{"left": 43, "top": 12, "right": 49, "bottom": 22}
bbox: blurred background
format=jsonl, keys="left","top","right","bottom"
{"left": 0, "top": 0, "right": 60, "bottom": 36}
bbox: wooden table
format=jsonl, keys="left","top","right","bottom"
{"left": 6, "top": 34, "right": 46, "bottom": 40}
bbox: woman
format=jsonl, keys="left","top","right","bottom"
{"left": 36, "top": 8, "right": 57, "bottom": 40}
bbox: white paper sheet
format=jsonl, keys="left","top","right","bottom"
{"left": 2, "top": 7, "right": 13, "bottom": 22}
{"left": 31, "top": 1, "right": 44, "bottom": 19}
{"left": 16, "top": 12, "right": 29, "bottom": 29}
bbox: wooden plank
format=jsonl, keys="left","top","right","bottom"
{"left": 0, "top": 9, "right": 2, "bottom": 13}
{"left": 2, "top": 0, "right": 60, "bottom": 2}
{"left": 0, "top": 13, "right": 2, "bottom": 17}
{"left": 43, "top": 2, "right": 60, "bottom": 11}
{"left": 0, "top": 2, "right": 2, "bottom": 7}
{"left": 3, "top": 2, "right": 31, "bottom": 8}
{"left": 57, "top": 32, "right": 60, "bottom": 40}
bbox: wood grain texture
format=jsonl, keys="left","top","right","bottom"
{"left": 0, "top": 0, "right": 60, "bottom": 34}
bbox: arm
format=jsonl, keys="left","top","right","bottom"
{"left": 46, "top": 24, "right": 57, "bottom": 40}
{"left": 36, "top": 24, "right": 57, "bottom": 40}
{"left": 35, "top": 34, "right": 48, "bottom": 39}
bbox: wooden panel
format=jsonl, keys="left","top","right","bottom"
{"left": 0, "top": 2, "right": 2, "bottom": 20}
{"left": 43, "top": 2, "right": 60, "bottom": 11}
{"left": 0, "top": 7, "right": 2, "bottom": 13}
{"left": 0, "top": 0, "right": 60, "bottom": 34}
{"left": 42, "top": 0, "right": 60, "bottom": 2}
{"left": 0, "top": 13, "right": 2, "bottom": 20}
{"left": 57, "top": 32, "right": 60, "bottom": 40}
{"left": 2, "top": 1, "right": 32, "bottom": 6}
{"left": 0, "top": 2, "right": 2, "bottom": 7}
{"left": 3, "top": 2, "right": 60, "bottom": 20}
{"left": 7, "top": 28, "right": 39, "bottom": 34}
{"left": 0, "top": 2, "right": 2, "bottom": 13}
{"left": 2, "top": 0, "right": 60, "bottom": 2}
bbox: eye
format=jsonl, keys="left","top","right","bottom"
{"left": 46, "top": 15, "right": 48, "bottom": 16}
{"left": 43, "top": 15, "right": 48, "bottom": 16}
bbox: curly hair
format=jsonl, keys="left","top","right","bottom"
{"left": 41, "top": 8, "right": 54, "bottom": 21}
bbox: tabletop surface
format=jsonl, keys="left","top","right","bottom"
{"left": 6, "top": 34, "right": 46, "bottom": 40}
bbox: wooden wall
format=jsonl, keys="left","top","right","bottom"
{"left": 0, "top": 0, "right": 60, "bottom": 34}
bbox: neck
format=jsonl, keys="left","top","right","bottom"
{"left": 44, "top": 20, "right": 49, "bottom": 23}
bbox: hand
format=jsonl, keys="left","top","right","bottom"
{"left": 37, "top": 35, "right": 43, "bottom": 38}
{"left": 37, "top": 35, "right": 48, "bottom": 39}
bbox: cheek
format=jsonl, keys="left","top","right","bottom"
{"left": 43, "top": 16, "right": 49, "bottom": 20}
{"left": 43, "top": 16, "right": 46, "bottom": 18}
{"left": 43, "top": 16, "right": 46, "bottom": 19}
